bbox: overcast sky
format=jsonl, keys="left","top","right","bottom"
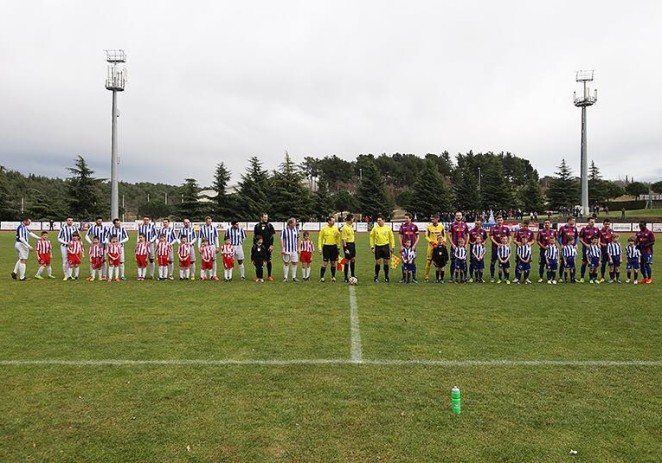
{"left": 1, "top": 1, "right": 661, "bottom": 187}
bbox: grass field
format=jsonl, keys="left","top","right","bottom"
{"left": 1, "top": 231, "right": 660, "bottom": 462}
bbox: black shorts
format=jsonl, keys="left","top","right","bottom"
{"left": 322, "top": 245, "right": 339, "bottom": 262}
{"left": 343, "top": 242, "right": 356, "bottom": 259}
{"left": 374, "top": 244, "right": 390, "bottom": 260}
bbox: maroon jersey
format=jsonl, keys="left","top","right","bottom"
{"left": 515, "top": 227, "right": 534, "bottom": 245}
{"left": 635, "top": 228, "right": 655, "bottom": 255}
{"left": 599, "top": 226, "right": 614, "bottom": 247}
{"left": 579, "top": 225, "right": 600, "bottom": 246}
{"left": 399, "top": 223, "right": 419, "bottom": 245}
{"left": 537, "top": 228, "right": 557, "bottom": 248}
{"left": 450, "top": 221, "right": 469, "bottom": 245}
{"left": 489, "top": 225, "right": 511, "bottom": 249}
{"left": 469, "top": 227, "right": 488, "bottom": 245}
{"left": 558, "top": 224, "right": 578, "bottom": 246}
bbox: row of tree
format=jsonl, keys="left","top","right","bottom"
{"left": 0, "top": 152, "right": 658, "bottom": 222}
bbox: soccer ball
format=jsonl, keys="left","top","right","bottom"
{"left": 348, "top": 277, "right": 358, "bottom": 285}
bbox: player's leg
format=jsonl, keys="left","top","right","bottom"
{"left": 235, "top": 246, "right": 245, "bottom": 279}
{"left": 168, "top": 248, "right": 174, "bottom": 279}
{"left": 580, "top": 246, "right": 588, "bottom": 279}
{"left": 320, "top": 248, "right": 328, "bottom": 280}
{"left": 148, "top": 243, "right": 155, "bottom": 278}
{"left": 119, "top": 247, "right": 126, "bottom": 280}
{"left": 291, "top": 254, "right": 298, "bottom": 280}
{"left": 283, "top": 255, "right": 289, "bottom": 281}
{"left": 490, "top": 249, "right": 497, "bottom": 282}
{"left": 450, "top": 253, "right": 456, "bottom": 282}
{"left": 61, "top": 245, "right": 69, "bottom": 278}
{"left": 374, "top": 256, "right": 381, "bottom": 281}
{"left": 266, "top": 249, "right": 273, "bottom": 279}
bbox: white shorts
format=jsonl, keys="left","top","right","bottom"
{"left": 148, "top": 242, "right": 156, "bottom": 260}
{"left": 60, "top": 245, "right": 69, "bottom": 264}
{"left": 208, "top": 245, "right": 217, "bottom": 260}
{"left": 282, "top": 251, "right": 299, "bottom": 263}
{"left": 233, "top": 245, "right": 245, "bottom": 260}
{"left": 15, "top": 242, "right": 29, "bottom": 260}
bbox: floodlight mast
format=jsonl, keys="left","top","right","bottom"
{"left": 573, "top": 70, "right": 597, "bottom": 217}
{"left": 105, "top": 50, "right": 127, "bottom": 221}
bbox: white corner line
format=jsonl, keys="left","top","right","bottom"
{"left": 349, "top": 285, "right": 363, "bottom": 363}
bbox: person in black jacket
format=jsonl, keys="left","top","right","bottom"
{"left": 254, "top": 212, "right": 276, "bottom": 281}
{"left": 251, "top": 235, "right": 268, "bottom": 282}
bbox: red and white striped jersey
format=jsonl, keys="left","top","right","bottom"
{"left": 68, "top": 240, "right": 83, "bottom": 255}
{"left": 135, "top": 242, "right": 148, "bottom": 257}
{"left": 89, "top": 244, "right": 104, "bottom": 259}
{"left": 156, "top": 241, "right": 171, "bottom": 257}
{"left": 299, "top": 239, "right": 314, "bottom": 253}
{"left": 107, "top": 242, "right": 122, "bottom": 259}
{"left": 178, "top": 243, "right": 191, "bottom": 260}
{"left": 200, "top": 245, "right": 215, "bottom": 262}
{"left": 221, "top": 244, "right": 234, "bottom": 257}
{"left": 36, "top": 239, "right": 51, "bottom": 255}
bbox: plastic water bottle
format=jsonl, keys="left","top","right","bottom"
{"left": 451, "top": 386, "right": 461, "bottom": 414}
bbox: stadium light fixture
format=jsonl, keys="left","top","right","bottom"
{"left": 105, "top": 49, "right": 127, "bottom": 220}
{"left": 573, "top": 70, "right": 597, "bottom": 217}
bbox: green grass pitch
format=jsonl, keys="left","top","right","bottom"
{"left": 1, "top": 231, "right": 660, "bottom": 462}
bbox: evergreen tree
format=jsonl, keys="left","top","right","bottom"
{"left": 211, "top": 162, "right": 234, "bottom": 219}
{"left": 177, "top": 178, "right": 202, "bottom": 220}
{"left": 409, "top": 159, "right": 453, "bottom": 218}
{"left": 588, "top": 161, "right": 608, "bottom": 204}
{"left": 651, "top": 181, "right": 662, "bottom": 194}
{"left": 0, "top": 169, "right": 18, "bottom": 220}
{"left": 311, "top": 181, "right": 334, "bottom": 220}
{"left": 520, "top": 178, "right": 545, "bottom": 213}
{"left": 625, "top": 182, "right": 648, "bottom": 198}
{"left": 547, "top": 159, "right": 579, "bottom": 210}
{"left": 452, "top": 164, "right": 480, "bottom": 211}
{"left": 270, "top": 152, "right": 309, "bottom": 220}
{"left": 332, "top": 190, "right": 358, "bottom": 214}
{"left": 481, "top": 158, "right": 513, "bottom": 210}
{"left": 66, "top": 156, "right": 102, "bottom": 219}
{"left": 356, "top": 159, "right": 393, "bottom": 219}
{"left": 235, "top": 157, "right": 271, "bottom": 220}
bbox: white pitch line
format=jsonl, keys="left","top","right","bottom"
{"left": 348, "top": 285, "right": 363, "bottom": 363}
{"left": 1, "top": 359, "right": 660, "bottom": 367}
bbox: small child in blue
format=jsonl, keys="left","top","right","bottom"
{"left": 497, "top": 236, "right": 511, "bottom": 284}
{"left": 607, "top": 233, "right": 623, "bottom": 283}
{"left": 562, "top": 243, "right": 577, "bottom": 283}
{"left": 472, "top": 236, "right": 486, "bottom": 283}
{"left": 515, "top": 237, "right": 532, "bottom": 284}
{"left": 453, "top": 238, "right": 468, "bottom": 283}
{"left": 400, "top": 240, "right": 416, "bottom": 284}
{"left": 625, "top": 236, "right": 641, "bottom": 284}
{"left": 545, "top": 235, "right": 559, "bottom": 284}
{"left": 587, "top": 236, "right": 602, "bottom": 284}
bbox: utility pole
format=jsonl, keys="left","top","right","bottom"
{"left": 105, "top": 50, "right": 127, "bottom": 220}
{"left": 573, "top": 70, "right": 598, "bottom": 218}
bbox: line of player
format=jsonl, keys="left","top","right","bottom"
{"left": 10, "top": 211, "right": 655, "bottom": 285}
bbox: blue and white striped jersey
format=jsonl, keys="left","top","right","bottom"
{"left": 178, "top": 226, "right": 198, "bottom": 245}
{"left": 280, "top": 227, "right": 299, "bottom": 253}
{"left": 497, "top": 244, "right": 510, "bottom": 260}
{"left": 87, "top": 223, "right": 109, "bottom": 245}
{"left": 226, "top": 226, "right": 246, "bottom": 246}
{"left": 587, "top": 244, "right": 601, "bottom": 259}
{"left": 454, "top": 246, "right": 467, "bottom": 260}
{"left": 199, "top": 224, "right": 219, "bottom": 247}
{"left": 562, "top": 245, "right": 577, "bottom": 258}
{"left": 157, "top": 226, "right": 177, "bottom": 244}
{"left": 16, "top": 223, "right": 32, "bottom": 244}
{"left": 402, "top": 247, "right": 416, "bottom": 263}
{"left": 138, "top": 223, "right": 157, "bottom": 243}
{"left": 57, "top": 224, "right": 79, "bottom": 245}
{"left": 607, "top": 242, "right": 622, "bottom": 257}
{"left": 472, "top": 244, "right": 486, "bottom": 260}
{"left": 626, "top": 245, "right": 641, "bottom": 260}
{"left": 516, "top": 244, "right": 532, "bottom": 261}
{"left": 107, "top": 225, "right": 129, "bottom": 244}
{"left": 545, "top": 245, "right": 559, "bottom": 261}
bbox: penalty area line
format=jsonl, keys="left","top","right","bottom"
{"left": 1, "top": 359, "right": 660, "bottom": 367}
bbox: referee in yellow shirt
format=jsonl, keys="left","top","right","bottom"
{"left": 341, "top": 214, "right": 357, "bottom": 282}
{"left": 318, "top": 216, "right": 341, "bottom": 282}
{"left": 424, "top": 214, "right": 448, "bottom": 282}
{"left": 370, "top": 215, "right": 395, "bottom": 282}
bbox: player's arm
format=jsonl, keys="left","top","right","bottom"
{"left": 413, "top": 228, "right": 421, "bottom": 249}
{"left": 318, "top": 228, "right": 324, "bottom": 253}
{"left": 57, "top": 229, "right": 67, "bottom": 246}
{"left": 490, "top": 230, "right": 499, "bottom": 247}
{"left": 389, "top": 229, "right": 395, "bottom": 251}
{"left": 369, "top": 228, "right": 375, "bottom": 250}
{"left": 120, "top": 232, "right": 129, "bottom": 245}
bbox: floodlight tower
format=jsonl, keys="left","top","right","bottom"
{"left": 573, "top": 70, "right": 597, "bottom": 217}
{"left": 105, "top": 50, "right": 127, "bottom": 220}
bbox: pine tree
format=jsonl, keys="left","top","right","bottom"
{"left": 177, "top": 178, "right": 203, "bottom": 220}
{"left": 452, "top": 165, "right": 480, "bottom": 211}
{"left": 235, "top": 157, "right": 271, "bottom": 220}
{"left": 481, "top": 158, "right": 513, "bottom": 210}
{"left": 409, "top": 160, "right": 453, "bottom": 218}
{"left": 547, "top": 159, "right": 579, "bottom": 210}
{"left": 211, "top": 162, "right": 234, "bottom": 219}
{"left": 312, "top": 181, "right": 334, "bottom": 220}
{"left": 588, "top": 161, "right": 608, "bottom": 204}
{"left": 520, "top": 178, "right": 545, "bottom": 213}
{"left": 356, "top": 159, "right": 393, "bottom": 219}
{"left": 66, "top": 156, "right": 102, "bottom": 219}
{"left": 270, "top": 152, "right": 309, "bottom": 220}
{"left": 0, "top": 169, "right": 18, "bottom": 220}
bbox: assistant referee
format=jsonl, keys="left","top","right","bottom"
{"left": 318, "top": 216, "right": 341, "bottom": 282}
{"left": 369, "top": 215, "right": 395, "bottom": 282}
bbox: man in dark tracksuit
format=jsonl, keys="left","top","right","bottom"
{"left": 254, "top": 212, "right": 276, "bottom": 281}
